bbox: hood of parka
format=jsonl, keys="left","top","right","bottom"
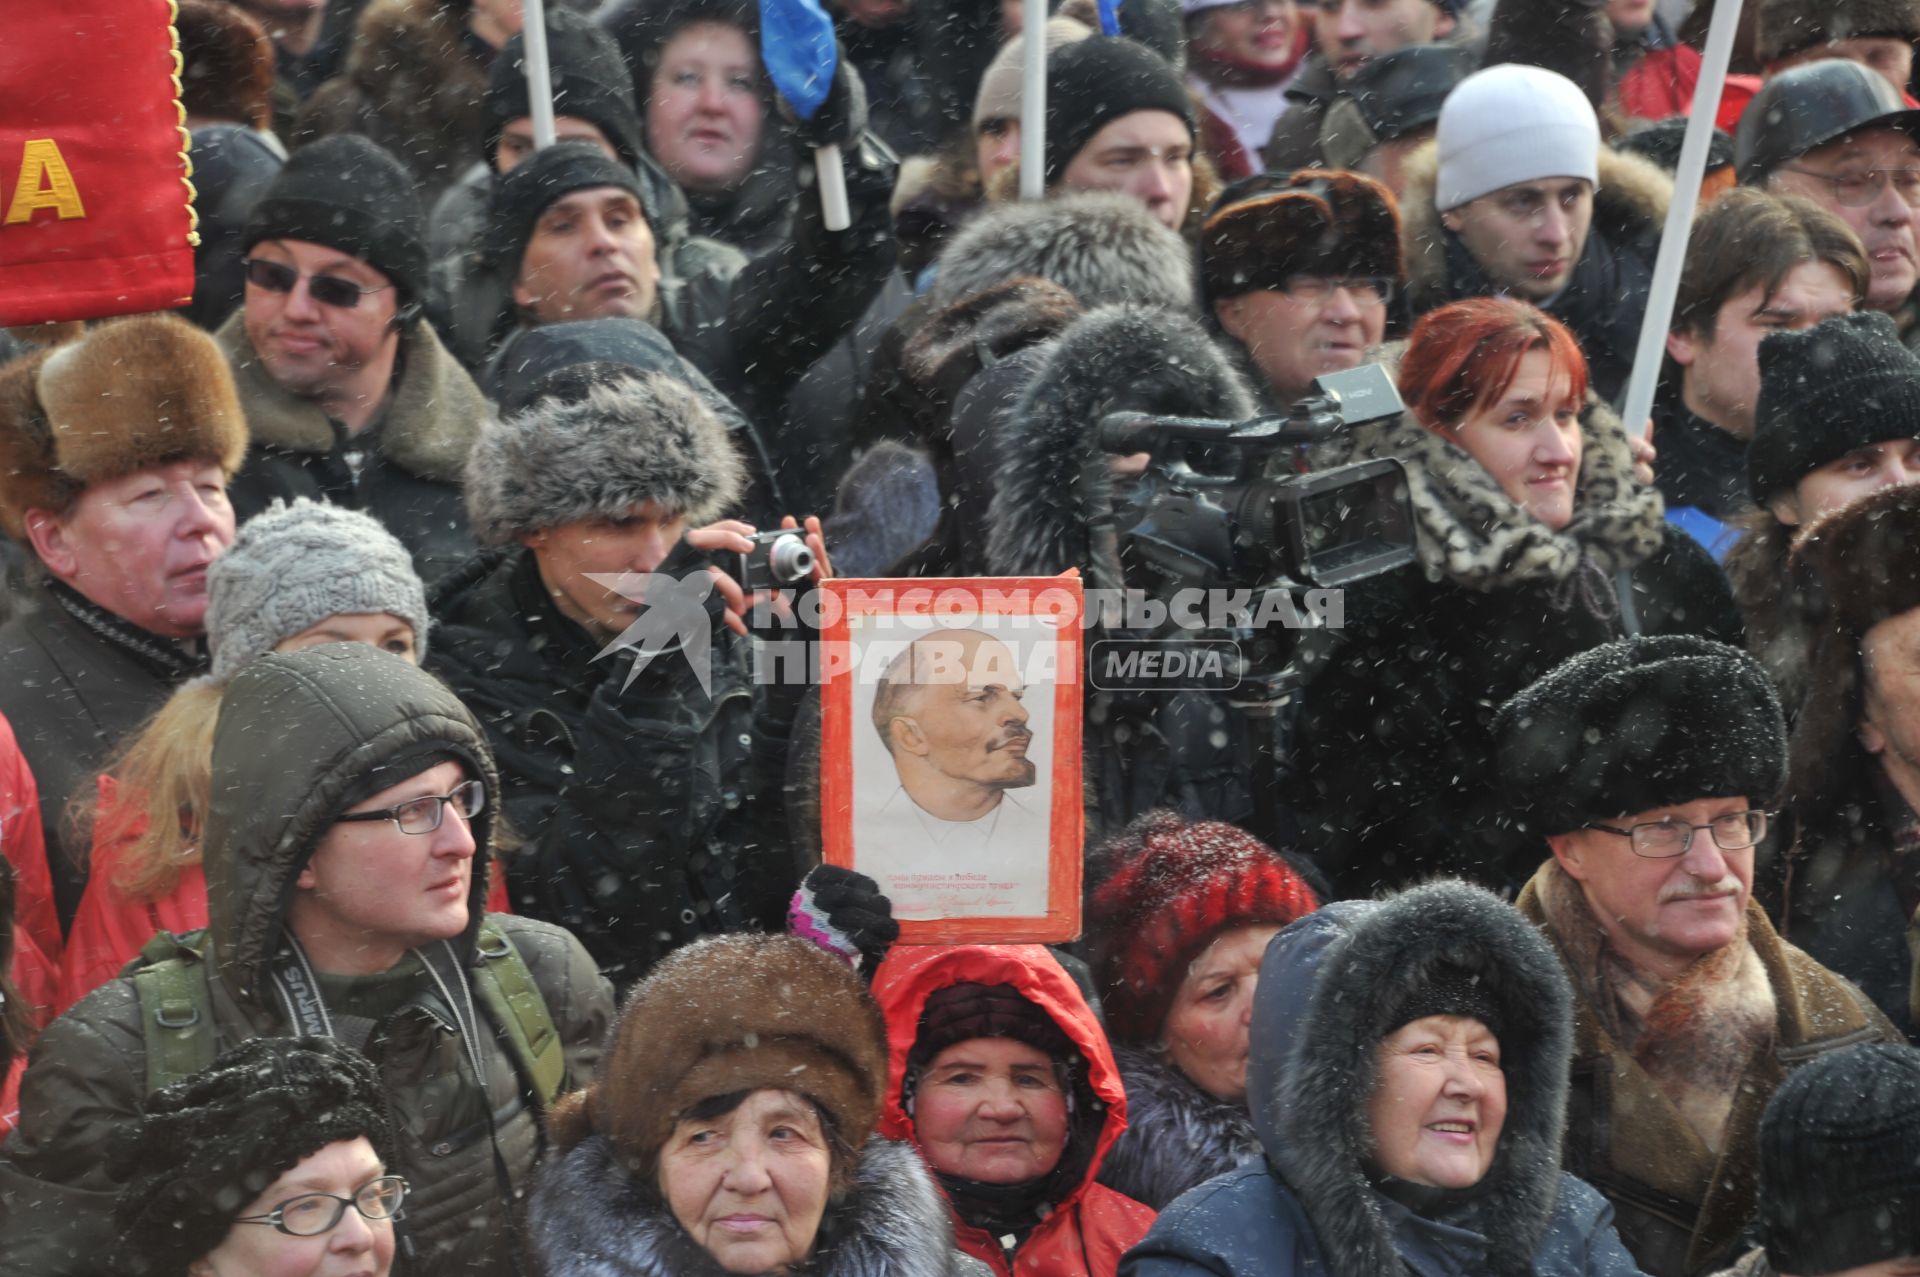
{"left": 202, "top": 642, "right": 500, "bottom": 1009}
{"left": 1245, "top": 882, "right": 1575, "bottom": 1277}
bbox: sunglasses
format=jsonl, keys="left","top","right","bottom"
{"left": 243, "top": 258, "right": 393, "bottom": 309}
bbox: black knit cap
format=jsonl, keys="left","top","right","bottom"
{"left": 110, "top": 1037, "right": 393, "bottom": 1277}
{"left": 484, "top": 140, "right": 648, "bottom": 275}
{"left": 907, "top": 982, "right": 1077, "bottom": 1076}
{"left": 1491, "top": 635, "right": 1787, "bottom": 837}
{"left": 1750, "top": 310, "right": 1920, "bottom": 503}
{"left": 1043, "top": 37, "right": 1195, "bottom": 187}
{"left": 1383, "top": 964, "right": 1504, "bottom": 1040}
{"left": 486, "top": 10, "right": 643, "bottom": 170}
{"left": 242, "top": 134, "right": 429, "bottom": 305}
{"left": 1757, "top": 1043, "right": 1920, "bottom": 1276}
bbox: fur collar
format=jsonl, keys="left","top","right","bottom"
{"left": 1308, "top": 397, "right": 1666, "bottom": 591}
{"left": 1533, "top": 861, "right": 1776, "bottom": 1155}
{"left": 530, "top": 1135, "right": 963, "bottom": 1277}
{"left": 1100, "top": 1044, "right": 1261, "bottom": 1210}
{"left": 215, "top": 313, "right": 486, "bottom": 485}
{"left": 1399, "top": 141, "right": 1675, "bottom": 312}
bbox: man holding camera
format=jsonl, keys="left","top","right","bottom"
{"left": 218, "top": 134, "right": 489, "bottom": 583}
{"left": 429, "top": 366, "right": 825, "bottom": 988}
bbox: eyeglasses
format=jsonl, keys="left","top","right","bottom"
{"left": 1585, "top": 810, "right": 1769, "bottom": 860}
{"left": 243, "top": 258, "right": 394, "bottom": 309}
{"left": 1280, "top": 274, "right": 1395, "bottom": 307}
{"left": 1780, "top": 165, "right": 1920, "bottom": 208}
{"left": 234, "top": 1175, "right": 408, "bottom": 1238}
{"left": 334, "top": 779, "right": 485, "bottom": 835}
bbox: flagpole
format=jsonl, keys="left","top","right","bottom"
{"left": 523, "top": 0, "right": 556, "bottom": 149}
{"left": 1611, "top": 0, "right": 1744, "bottom": 630}
{"left": 1019, "top": 0, "right": 1046, "bottom": 200}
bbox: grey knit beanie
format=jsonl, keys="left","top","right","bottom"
{"left": 207, "top": 500, "right": 430, "bottom": 680}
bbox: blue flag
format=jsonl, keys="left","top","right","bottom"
{"left": 759, "top": 0, "right": 838, "bottom": 121}
{"left": 1096, "top": 0, "right": 1122, "bottom": 36}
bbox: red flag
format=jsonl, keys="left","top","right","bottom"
{"left": 0, "top": 0, "right": 196, "bottom": 326}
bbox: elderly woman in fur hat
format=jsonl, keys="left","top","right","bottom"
{"left": 1083, "top": 810, "right": 1319, "bottom": 1210}
{"left": 528, "top": 932, "right": 987, "bottom": 1276}
{"left": 1123, "top": 880, "right": 1644, "bottom": 1277}
{"left": 1286, "top": 295, "right": 1743, "bottom": 899}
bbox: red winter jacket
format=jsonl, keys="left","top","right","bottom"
{"left": 1, "top": 713, "right": 61, "bottom": 986}
{"left": 872, "top": 945, "right": 1157, "bottom": 1277}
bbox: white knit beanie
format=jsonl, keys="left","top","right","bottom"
{"left": 1435, "top": 64, "right": 1599, "bottom": 211}
{"left": 206, "top": 499, "right": 430, "bottom": 680}
{"left": 972, "top": 17, "right": 1092, "bottom": 132}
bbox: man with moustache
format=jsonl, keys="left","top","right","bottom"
{"left": 1492, "top": 635, "right": 1899, "bottom": 1277}
{"left": 868, "top": 627, "right": 1045, "bottom": 858}
{"left": 1738, "top": 59, "right": 1920, "bottom": 350}
{"left": 0, "top": 317, "right": 246, "bottom": 930}
{"left": 219, "top": 133, "right": 489, "bottom": 583}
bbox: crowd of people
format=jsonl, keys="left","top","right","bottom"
{"left": 4, "top": 0, "right": 1920, "bottom": 1273}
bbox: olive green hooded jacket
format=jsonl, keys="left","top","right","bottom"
{"left": 0, "top": 643, "right": 613, "bottom": 1277}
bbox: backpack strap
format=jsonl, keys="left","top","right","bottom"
{"left": 130, "top": 930, "right": 216, "bottom": 1094}
{"left": 471, "top": 920, "right": 564, "bottom": 1110}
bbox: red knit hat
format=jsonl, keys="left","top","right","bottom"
{"left": 1087, "top": 810, "right": 1319, "bottom": 1044}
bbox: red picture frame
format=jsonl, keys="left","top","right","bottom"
{"left": 819, "top": 576, "right": 1083, "bottom": 944}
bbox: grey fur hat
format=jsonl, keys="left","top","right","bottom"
{"left": 929, "top": 192, "right": 1196, "bottom": 312}
{"left": 207, "top": 499, "right": 430, "bottom": 681}
{"left": 464, "top": 370, "right": 745, "bottom": 544}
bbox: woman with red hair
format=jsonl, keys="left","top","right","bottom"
{"left": 1285, "top": 297, "right": 1741, "bottom": 899}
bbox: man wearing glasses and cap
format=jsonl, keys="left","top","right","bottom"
{"left": 218, "top": 133, "right": 490, "bottom": 583}
{"left": 1490, "top": 635, "right": 1899, "bottom": 1277}
{"left": 1739, "top": 59, "right": 1920, "bottom": 345}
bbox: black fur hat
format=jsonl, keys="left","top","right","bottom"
{"left": 1492, "top": 635, "right": 1787, "bottom": 836}
{"left": 1757, "top": 0, "right": 1920, "bottom": 64}
{"left": 1200, "top": 170, "right": 1404, "bottom": 304}
{"left": 111, "top": 1037, "right": 392, "bottom": 1277}
{"left": 464, "top": 369, "right": 745, "bottom": 543}
{"left": 1750, "top": 311, "right": 1920, "bottom": 503}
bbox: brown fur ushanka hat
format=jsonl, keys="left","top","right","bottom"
{"left": 0, "top": 315, "right": 248, "bottom": 540}
{"left": 545, "top": 934, "right": 889, "bottom": 1182}
{"left": 176, "top": 0, "right": 276, "bottom": 132}
{"left": 1200, "top": 170, "right": 1405, "bottom": 304}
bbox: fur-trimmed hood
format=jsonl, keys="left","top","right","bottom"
{"left": 984, "top": 305, "right": 1256, "bottom": 588}
{"left": 215, "top": 311, "right": 486, "bottom": 486}
{"left": 529, "top": 1134, "right": 982, "bottom": 1277}
{"left": 1308, "top": 382, "right": 1667, "bottom": 593}
{"left": 930, "top": 192, "right": 1198, "bottom": 312}
{"left": 1245, "top": 883, "right": 1575, "bottom": 1277}
{"left": 1399, "top": 140, "right": 1675, "bottom": 314}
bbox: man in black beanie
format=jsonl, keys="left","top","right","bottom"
{"left": 218, "top": 132, "right": 489, "bottom": 583}
{"left": 1491, "top": 635, "right": 1899, "bottom": 1277}
{"left": 1736, "top": 1042, "right": 1920, "bottom": 1277}
{"left": 1021, "top": 35, "right": 1200, "bottom": 233}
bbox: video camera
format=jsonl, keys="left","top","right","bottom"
{"left": 1100, "top": 363, "right": 1416, "bottom": 597}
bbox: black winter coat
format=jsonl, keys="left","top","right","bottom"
{"left": 1096, "top": 1045, "right": 1261, "bottom": 1212}
{"left": 429, "top": 549, "right": 795, "bottom": 988}
{"left": 1287, "top": 403, "right": 1743, "bottom": 898}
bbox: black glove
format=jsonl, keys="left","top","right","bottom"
{"left": 788, "top": 863, "right": 899, "bottom": 969}
{"left": 781, "top": 46, "right": 868, "bottom": 151}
